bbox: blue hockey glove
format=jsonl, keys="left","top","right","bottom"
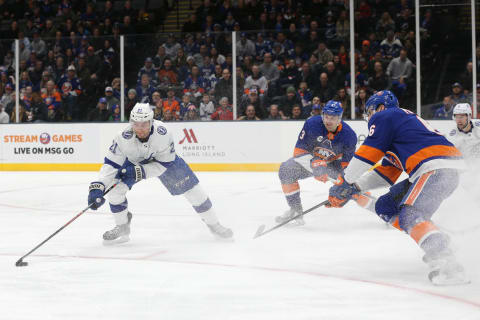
{"left": 116, "top": 160, "right": 145, "bottom": 189}
{"left": 88, "top": 182, "right": 106, "bottom": 210}
{"left": 328, "top": 176, "right": 360, "bottom": 208}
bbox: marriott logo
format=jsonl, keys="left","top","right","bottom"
{"left": 179, "top": 129, "right": 198, "bottom": 144}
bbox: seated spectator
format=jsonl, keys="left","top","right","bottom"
{"left": 162, "top": 87, "right": 180, "bottom": 120}
{"left": 137, "top": 57, "right": 157, "bottom": 84}
{"left": 325, "top": 61, "right": 344, "bottom": 90}
{"left": 214, "top": 68, "right": 233, "bottom": 102}
{"left": 42, "top": 80, "right": 62, "bottom": 111}
{"left": 1, "top": 84, "right": 14, "bottom": 106}
{"left": 433, "top": 96, "right": 455, "bottom": 119}
{"left": 104, "top": 86, "right": 120, "bottom": 110}
{"left": 237, "top": 32, "right": 256, "bottom": 58}
{"left": 334, "top": 88, "right": 351, "bottom": 119}
{"left": 386, "top": 48, "right": 413, "bottom": 99}
{"left": 450, "top": 82, "right": 468, "bottom": 105}
{"left": 178, "top": 93, "right": 193, "bottom": 117}
{"left": 238, "top": 88, "right": 267, "bottom": 119}
{"left": 368, "top": 61, "right": 389, "bottom": 92}
{"left": 238, "top": 104, "right": 261, "bottom": 120}
{"left": 184, "top": 65, "right": 209, "bottom": 101}
{"left": 153, "top": 46, "right": 168, "bottom": 70}
{"left": 151, "top": 91, "right": 163, "bottom": 117}
{"left": 211, "top": 97, "right": 233, "bottom": 120}
{"left": 310, "top": 101, "right": 322, "bottom": 117}
{"left": 278, "top": 86, "right": 302, "bottom": 118}
{"left": 28, "top": 92, "right": 48, "bottom": 123}
{"left": 109, "top": 104, "right": 121, "bottom": 122}
{"left": 136, "top": 74, "right": 156, "bottom": 103}
{"left": 157, "top": 58, "right": 178, "bottom": 89}
{"left": 298, "top": 81, "right": 313, "bottom": 110}
{"left": 259, "top": 53, "right": 280, "bottom": 85}
{"left": 87, "top": 98, "right": 110, "bottom": 122}
{"left": 162, "top": 109, "right": 176, "bottom": 122}
{"left": 199, "top": 93, "right": 215, "bottom": 121}
{"left": 355, "top": 89, "right": 369, "bottom": 118}
{"left": 244, "top": 65, "right": 268, "bottom": 95}
{"left": 314, "top": 73, "right": 335, "bottom": 104}
{"left": 183, "top": 104, "right": 201, "bottom": 121}
{"left": 314, "top": 42, "right": 334, "bottom": 66}
{"left": 290, "top": 104, "right": 305, "bottom": 120}
{"left": 58, "top": 65, "right": 82, "bottom": 96}
{"left": 125, "top": 89, "right": 138, "bottom": 119}
{"left": 163, "top": 33, "right": 182, "bottom": 60}
{"left": 298, "top": 61, "right": 317, "bottom": 89}
{"left": 60, "top": 82, "right": 80, "bottom": 121}
{"left": 153, "top": 99, "right": 163, "bottom": 120}
{"left": 266, "top": 104, "right": 283, "bottom": 120}
{"left": 279, "top": 59, "right": 300, "bottom": 89}
{"left": 0, "top": 103, "right": 9, "bottom": 123}
{"left": 376, "top": 12, "right": 396, "bottom": 36}
{"left": 380, "top": 30, "right": 403, "bottom": 60}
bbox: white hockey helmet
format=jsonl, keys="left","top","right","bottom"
{"left": 130, "top": 103, "right": 154, "bottom": 124}
{"left": 452, "top": 103, "right": 472, "bottom": 120}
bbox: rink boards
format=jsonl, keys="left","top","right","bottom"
{"left": 0, "top": 120, "right": 456, "bottom": 171}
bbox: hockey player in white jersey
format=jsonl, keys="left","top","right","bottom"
{"left": 87, "top": 103, "right": 233, "bottom": 244}
{"left": 448, "top": 103, "right": 480, "bottom": 164}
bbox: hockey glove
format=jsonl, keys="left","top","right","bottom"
{"left": 328, "top": 176, "right": 360, "bottom": 208}
{"left": 311, "top": 158, "right": 341, "bottom": 183}
{"left": 88, "top": 182, "right": 106, "bottom": 210}
{"left": 116, "top": 160, "right": 146, "bottom": 189}
{"left": 311, "top": 158, "right": 329, "bottom": 182}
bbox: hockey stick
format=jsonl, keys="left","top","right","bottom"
{"left": 253, "top": 199, "right": 330, "bottom": 239}
{"left": 15, "top": 182, "right": 118, "bottom": 267}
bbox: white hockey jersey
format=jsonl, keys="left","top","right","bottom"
{"left": 447, "top": 120, "right": 480, "bottom": 164}
{"left": 98, "top": 120, "right": 175, "bottom": 187}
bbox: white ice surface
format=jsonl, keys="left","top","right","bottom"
{"left": 1, "top": 171, "right": 479, "bottom": 320}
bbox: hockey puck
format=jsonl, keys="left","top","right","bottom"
{"left": 15, "top": 260, "right": 28, "bottom": 267}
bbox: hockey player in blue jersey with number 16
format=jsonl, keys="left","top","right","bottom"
{"left": 87, "top": 103, "right": 233, "bottom": 245}
{"left": 327, "top": 90, "right": 469, "bottom": 285}
{"left": 276, "top": 100, "right": 358, "bottom": 225}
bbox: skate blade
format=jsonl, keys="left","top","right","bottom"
{"left": 103, "top": 235, "right": 130, "bottom": 246}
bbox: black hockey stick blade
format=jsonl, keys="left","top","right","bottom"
{"left": 15, "top": 259, "right": 28, "bottom": 267}
{"left": 253, "top": 225, "right": 266, "bottom": 239}
{"left": 253, "top": 199, "right": 330, "bottom": 239}
{"left": 14, "top": 183, "right": 118, "bottom": 267}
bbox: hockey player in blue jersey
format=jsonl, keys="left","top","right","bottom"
{"left": 87, "top": 103, "right": 233, "bottom": 244}
{"left": 276, "top": 100, "right": 358, "bottom": 225}
{"left": 327, "top": 90, "right": 469, "bottom": 285}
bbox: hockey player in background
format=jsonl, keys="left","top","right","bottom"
{"left": 447, "top": 103, "right": 480, "bottom": 198}
{"left": 327, "top": 90, "right": 469, "bottom": 285}
{"left": 88, "top": 103, "right": 233, "bottom": 244}
{"left": 276, "top": 100, "right": 357, "bottom": 225}
{"left": 448, "top": 103, "right": 480, "bottom": 164}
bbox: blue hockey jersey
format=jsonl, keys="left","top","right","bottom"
{"left": 294, "top": 115, "right": 357, "bottom": 170}
{"left": 345, "top": 108, "right": 465, "bottom": 185}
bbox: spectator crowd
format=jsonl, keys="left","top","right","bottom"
{"left": 0, "top": 0, "right": 475, "bottom": 123}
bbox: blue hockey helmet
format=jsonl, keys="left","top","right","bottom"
{"left": 365, "top": 90, "right": 399, "bottom": 112}
{"left": 322, "top": 100, "right": 343, "bottom": 116}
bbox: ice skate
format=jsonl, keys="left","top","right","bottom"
{"left": 103, "top": 212, "right": 132, "bottom": 245}
{"left": 423, "top": 250, "right": 470, "bottom": 286}
{"left": 275, "top": 208, "right": 305, "bottom": 226}
{"left": 207, "top": 222, "right": 233, "bottom": 239}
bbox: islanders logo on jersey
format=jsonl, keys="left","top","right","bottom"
{"left": 313, "top": 147, "right": 336, "bottom": 160}
{"left": 39, "top": 132, "right": 51, "bottom": 144}
{"left": 384, "top": 151, "right": 404, "bottom": 171}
